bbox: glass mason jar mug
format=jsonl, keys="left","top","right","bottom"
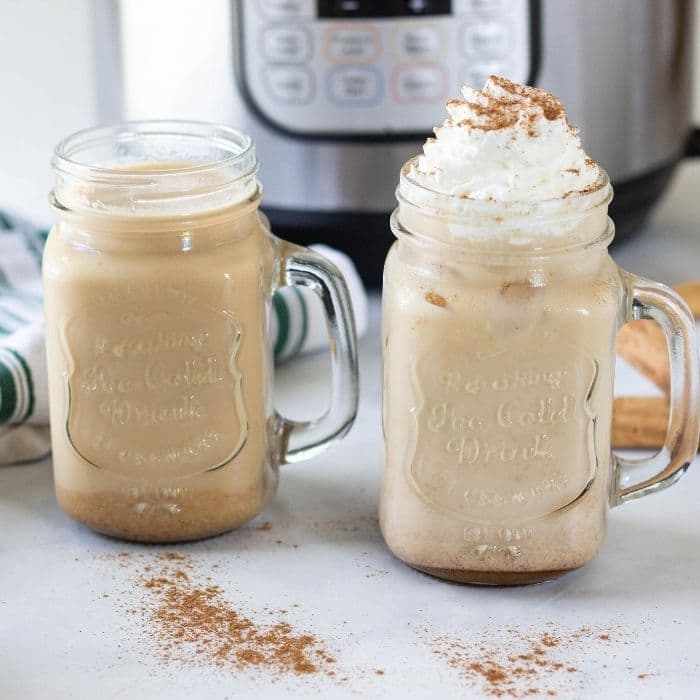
{"left": 44, "top": 121, "right": 358, "bottom": 543}
{"left": 381, "top": 160, "right": 700, "bottom": 585}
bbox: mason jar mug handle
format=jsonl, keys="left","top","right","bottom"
{"left": 272, "top": 242, "right": 359, "bottom": 464}
{"left": 612, "top": 272, "right": 700, "bottom": 505}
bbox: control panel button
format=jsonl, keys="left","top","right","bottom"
{"left": 461, "top": 62, "right": 511, "bottom": 88}
{"left": 461, "top": 22, "right": 509, "bottom": 59}
{"left": 392, "top": 64, "right": 446, "bottom": 103}
{"left": 395, "top": 25, "right": 442, "bottom": 60}
{"left": 453, "top": 0, "right": 505, "bottom": 15}
{"left": 259, "top": 0, "right": 314, "bottom": 18}
{"left": 265, "top": 66, "right": 314, "bottom": 104}
{"left": 262, "top": 26, "right": 311, "bottom": 63}
{"left": 328, "top": 67, "right": 382, "bottom": 105}
{"left": 469, "top": 0, "right": 506, "bottom": 15}
{"left": 403, "top": 0, "right": 437, "bottom": 13}
{"left": 325, "top": 26, "right": 380, "bottom": 63}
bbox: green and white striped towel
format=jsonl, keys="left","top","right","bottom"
{"left": 0, "top": 213, "right": 367, "bottom": 464}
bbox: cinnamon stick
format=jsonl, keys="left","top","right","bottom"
{"left": 612, "top": 395, "right": 700, "bottom": 451}
{"left": 673, "top": 281, "right": 700, "bottom": 316}
{"left": 616, "top": 321, "right": 669, "bottom": 392}
{"left": 615, "top": 280, "right": 700, "bottom": 394}
{"left": 611, "top": 396, "right": 669, "bottom": 449}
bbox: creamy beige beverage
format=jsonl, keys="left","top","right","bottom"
{"left": 45, "top": 180, "right": 275, "bottom": 542}
{"left": 381, "top": 77, "right": 622, "bottom": 583}
{"left": 382, "top": 229, "right": 620, "bottom": 583}
{"left": 44, "top": 123, "right": 359, "bottom": 542}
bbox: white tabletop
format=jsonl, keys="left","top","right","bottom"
{"left": 2, "top": 163, "right": 700, "bottom": 699}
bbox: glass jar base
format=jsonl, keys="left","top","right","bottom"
{"left": 409, "top": 562, "right": 578, "bottom": 586}
{"left": 55, "top": 485, "right": 266, "bottom": 543}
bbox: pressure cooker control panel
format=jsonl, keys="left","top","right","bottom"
{"left": 234, "top": 0, "right": 538, "bottom": 138}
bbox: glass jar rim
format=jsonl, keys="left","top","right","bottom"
{"left": 390, "top": 207, "right": 615, "bottom": 262}
{"left": 51, "top": 120, "right": 260, "bottom": 223}
{"left": 52, "top": 120, "right": 257, "bottom": 181}
{"left": 398, "top": 156, "right": 612, "bottom": 219}
{"left": 394, "top": 156, "right": 614, "bottom": 255}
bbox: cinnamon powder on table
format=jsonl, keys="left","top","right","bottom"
{"left": 114, "top": 552, "right": 337, "bottom": 678}
{"left": 101, "top": 552, "right": 656, "bottom": 692}
{"left": 432, "top": 624, "right": 628, "bottom": 698}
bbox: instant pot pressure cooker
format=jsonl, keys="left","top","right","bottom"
{"left": 107, "top": 0, "right": 696, "bottom": 284}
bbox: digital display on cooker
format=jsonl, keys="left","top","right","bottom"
{"left": 317, "top": 0, "right": 452, "bottom": 18}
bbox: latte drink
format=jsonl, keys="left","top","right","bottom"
{"left": 380, "top": 77, "right": 699, "bottom": 584}
{"left": 44, "top": 122, "right": 358, "bottom": 542}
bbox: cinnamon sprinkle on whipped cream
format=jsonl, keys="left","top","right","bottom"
{"left": 411, "top": 76, "right": 603, "bottom": 202}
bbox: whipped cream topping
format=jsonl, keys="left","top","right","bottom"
{"left": 411, "top": 76, "right": 603, "bottom": 202}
